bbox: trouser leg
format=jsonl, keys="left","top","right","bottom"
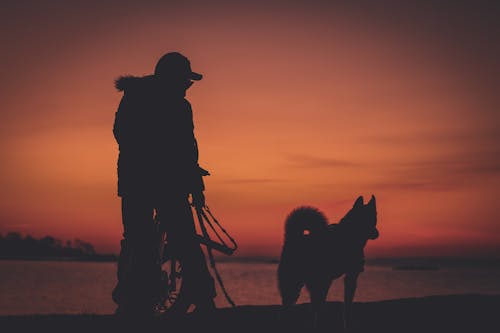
{"left": 113, "top": 196, "right": 161, "bottom": 311}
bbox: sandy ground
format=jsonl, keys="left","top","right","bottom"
{"left": 1, "top": 295, "right": 499, "bottom": 332}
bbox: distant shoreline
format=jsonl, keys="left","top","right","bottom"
{"left": 0, "top": 255, "right": 118, "bottom": 263}
{"left": 1, "top": 256, "right": 500, "bottom": 267}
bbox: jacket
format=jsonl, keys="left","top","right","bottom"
{"left": 113, "top": 75, "right": 204, "bottom": 197}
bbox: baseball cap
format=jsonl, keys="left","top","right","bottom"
{"left": 154, "top": 52, "right": 203, "bottom": 81}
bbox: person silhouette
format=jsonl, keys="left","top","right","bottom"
{"left": 111, "top": 52, "right": 216, "bottom": 316}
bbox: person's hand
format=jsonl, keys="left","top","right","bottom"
{"left": 192, "top": 191, "right": 206, "bottom": 209}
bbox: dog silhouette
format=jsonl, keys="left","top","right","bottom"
{"left": 278, "top": 195, "right": 379, "bottom": 330}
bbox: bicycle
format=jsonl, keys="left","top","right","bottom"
{"left": 155, "top": 204, "right": 237, "bottom": 313}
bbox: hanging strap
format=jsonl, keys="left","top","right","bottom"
{"left": 200, "top": 205, "right": 237, "bottom": 252}
{"left": 195, "top": 206, "right": 236, "bottom": 308}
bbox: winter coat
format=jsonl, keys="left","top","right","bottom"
{"left": 113, "top": 75, "right": 204, "bottom": 198}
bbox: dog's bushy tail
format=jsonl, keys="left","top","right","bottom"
{"left": 284, "top": 206, "right": 328, "bottom": 242}
{"left": 279, "top": 207, "right": 328, "bottom": 306}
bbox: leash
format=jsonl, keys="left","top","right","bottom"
{"left": 195, "top": 205, "right": 237, "bottom": 307}
{"left": 200, "top": 205, "right": 237, "bottom": 253}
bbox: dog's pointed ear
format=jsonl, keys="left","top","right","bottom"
{"left": 367, "top": 195, "right": 376, "bottom": 208}
{"left": 354, "top": 196, "right": 364, "bottom": 208}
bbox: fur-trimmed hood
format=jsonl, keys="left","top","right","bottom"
{"left": 115, "top": 75, "right": 157, "bottom": 92}
{"left": 114, "top": 75, "right": 189, "bottom": 98}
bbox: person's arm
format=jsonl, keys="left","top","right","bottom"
{"left": 186, "top": 101, "right": 208, "bottom": 208}
{"left": 191, "top": 139, "right": 206, "bottom": 209}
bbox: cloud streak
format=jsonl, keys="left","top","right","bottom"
{"left": 216, "top": 178, "right": 287, "bottom": 185}
{"left": 286, "top": 154, "right": 360, "bottom": 169}
{"left": 372, "top": 149, "right": 500, "bottom": 193}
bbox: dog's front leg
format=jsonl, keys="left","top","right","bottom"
{"left": 343, "top": 272, "right": 359, "bottom": 332}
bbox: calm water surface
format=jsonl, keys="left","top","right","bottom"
{"left": 0, "top": 260, "right": 499, "bottom": 315}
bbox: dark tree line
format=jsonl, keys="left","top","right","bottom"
{"left": 0, "top": 232, "right": 115, "bottom": 261}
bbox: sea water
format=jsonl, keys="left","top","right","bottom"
{"left": 0, "top": 260, "right": 499, "bottom": 315}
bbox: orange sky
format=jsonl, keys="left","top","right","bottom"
{"left": 1, "top": 1, "right": 499, "bottom": 258}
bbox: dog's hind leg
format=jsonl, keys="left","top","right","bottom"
{"left": 309, "top": 281, "right": 330, "bottom": 330}
{"left": 343, "top": 272, "right": 359, "bottom": 332}
{"left": 280, "top": 283, "right": 302, "bottom": 308}
{"left": 278, "top": 256, "right": 303, "bottom": 307}
{"left": 278, "top": 277, "right": 303, "bottom": 328}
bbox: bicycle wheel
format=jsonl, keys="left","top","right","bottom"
{"left": 156, "top": 232, "right": 187, "bottom": 312}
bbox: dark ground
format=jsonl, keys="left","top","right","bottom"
{"left": 1, "top": 295, "right": 499, "bottom": 332}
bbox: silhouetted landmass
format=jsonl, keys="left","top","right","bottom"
{"left": 0, "top": 295, "right": 498, "bottom": 333}
{"left": 0, "top": 232, "right": 116, "bottom": 262}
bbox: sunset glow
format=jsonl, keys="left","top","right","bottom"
{"left": 1, "top": 1, "right": 499, "bottom": 258}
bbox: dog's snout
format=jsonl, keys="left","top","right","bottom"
{"left": 369, "top": 228, "right": 379, "bottom": 240}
